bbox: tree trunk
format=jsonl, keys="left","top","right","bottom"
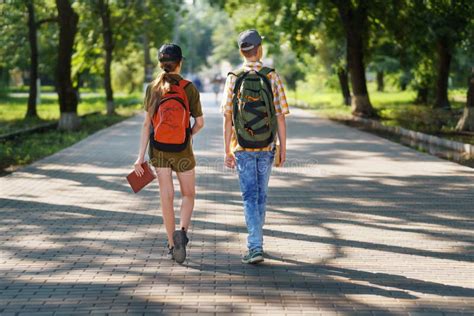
{"left": 98, "top": 0, "right": 115, "bottom": 115}
{"left": 337, "top": 67, "right": 351, "bottom": 106}
{"left": 0, "top": 67, "right": 8, "bottom": 97}
{"left": 415, "top": 87, "right": 429, "bottom": 104}
{"left": 74, "top": 72, "right": 82, "bottom": 103}
{"left": 456, "top": 68, "right": 474, "bottom": 131}
{"left": 104, "top": 48, "right": 114, "bottom": 115}
{"left": 434, "top": 38, "right": 451, "bottom": 109}
{"left": 143, "top": 32, "right": 154, "bottom": 83}
{"left": 56, "top": 0, "right": 80, "bottom": 131}
{"left": 26, "top": 0, "right": 38, "bottom": 118}
{"left": 400, "top": 81, "right": 407, "bottom": 91}
{"left": 376, "top": 71, "right": 384, "bottom": 92}
{"left": 334, "top": 1, "right": 375, "bottom": 117}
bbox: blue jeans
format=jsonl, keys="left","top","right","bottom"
{"left": 234, "top": 150, "right": 275, "bottom": 252}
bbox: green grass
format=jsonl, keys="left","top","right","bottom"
{"left": 7, "top": 85, "right": 55, "bottom": 93}
{"left": 0, "top": 91, "right": 141, "bottom": 135}
{"left": 7, "top": 85, "right": 99, "bottom": 93}
{"left": 288, "top": 86, "right": 473, "bottom": 145}
{"left": 0, "top": 92, "right": 143, "bottom": 174}
{"left": 289, "top": 90, "right": 352, "bottom": 118}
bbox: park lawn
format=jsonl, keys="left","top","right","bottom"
{"left": 6, "top": 85, "right": 98, "bottom": 93}
{"left": 287, "top": 87, "right": 473, "bottom": 145}
{"left": 0, "top": 92, "right": 143, "bottom": 175}
{"left": 0, "top": 90, "right": 141, "bottom": 135}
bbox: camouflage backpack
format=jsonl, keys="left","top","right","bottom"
{"left": 229, "top": 67, "right": 278, "bottom": 148}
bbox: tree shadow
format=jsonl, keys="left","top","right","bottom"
{"left": 1, "top": 99, "right": 473, "bottom": 313}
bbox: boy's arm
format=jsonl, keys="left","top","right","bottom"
{"left": 221, "top": 75, "right": 236, "bottom": 168}
{"left": 224, "top": 113, "right": 233, "bottom": 155}
{"left": 223, "top": 113, "right": 236, "bottom": 168}
{"left": 271, "top": 71, "right": 289, "bottom": 167}
{"left": 276, "top": 114, "right": 286, "bottom": 167}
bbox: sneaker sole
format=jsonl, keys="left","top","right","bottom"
{"left": 242, "top": 255, "right": 264, "bottom": 264}
{"left": 172, "top": 231, "right": 187, "bottom": 263}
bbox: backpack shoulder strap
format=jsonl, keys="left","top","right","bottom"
{"left": 168, "top": 79, "right": 190, "bottom": 110}
{"left": 258, "top": 67, "right": 275, "bottom": 77}
{"left": 231, "top": 70, "right": 250, "bottom": 95}
{"left": 227, "top": 68, "right": 246, "bottom": 77}
{"left": 178, "top": 79, "right": 191, "bottom": 89}
{"left": 255, "top": 67, "right": 274, "bottom": 100}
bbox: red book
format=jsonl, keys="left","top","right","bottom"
{"left": 126, "top": 161, "right": 156, "bottom": 193}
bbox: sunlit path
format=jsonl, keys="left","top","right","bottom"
{"left": 1, "top": 93, "right": 473, "bottom": 314}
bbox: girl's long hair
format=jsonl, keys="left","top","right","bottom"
{"left": 146, "top": 60, "right": 181, "bottom": 117}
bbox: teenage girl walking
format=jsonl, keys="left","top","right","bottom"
{"left": 134, "top": 44, "right": 204, "bottom": 263}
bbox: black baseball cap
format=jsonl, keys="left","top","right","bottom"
{"left": 238, "top": 29, "right": 263, "bottom": 51}
{"left": 158, "top": 43, "right": 184, "bottom": 62}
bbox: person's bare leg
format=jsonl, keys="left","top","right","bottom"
{"left": 176, "top": 168, "right": 195, "bottom": 231}
{"left": 155, "top": 167, "right": 175, "bottom": 246}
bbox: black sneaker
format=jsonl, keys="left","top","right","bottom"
{"left": 167, "top": 245, "right": 174, "bottom": 260}
{"left": 172, "top": 228, "right": 189, "bottom": 264}
{"left": 241, "top": 249, "right": 264, "bottom": 264}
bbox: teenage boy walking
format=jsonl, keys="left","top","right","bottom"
{"left": 221, "top": 29, "right": 289, "bottom": 264}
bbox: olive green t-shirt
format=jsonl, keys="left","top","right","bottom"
{"left": 143, "top": 74, "right": 203, "bottom": 170}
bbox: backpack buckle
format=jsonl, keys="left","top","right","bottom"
{"left": 245, "top": 95, "right": 260, "bottom": 102}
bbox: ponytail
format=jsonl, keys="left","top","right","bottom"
{"left": 146, "top": 60, "right": 181, "bottom": 117}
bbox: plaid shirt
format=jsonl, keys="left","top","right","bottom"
{"left": 221, "top": 60, "right": 290, "bottom": 152}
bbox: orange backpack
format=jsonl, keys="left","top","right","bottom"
{"left": 150, "top": 79, "right": 191, "bottom": 152}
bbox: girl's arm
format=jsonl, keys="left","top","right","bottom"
{"left": 192, "top": 116, "right": 204, "bottom": 135}
{"left": 134, "top": 113, "right": 151, "bottom": 177}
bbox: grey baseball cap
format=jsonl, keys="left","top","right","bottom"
{"left": 238, "top": 29, "right": 263, "bottom": 51}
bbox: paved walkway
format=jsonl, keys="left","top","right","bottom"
{"left": 1, "top": 93, "right": 473, "bottom": 315}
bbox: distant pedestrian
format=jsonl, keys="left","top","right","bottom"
{"left": 134, "top": 43, "right": 204, "bottom": 264}
{"left": 221, "top": 29, "right": 289, "bottom": 264}
{"left": 212, "top": 74, "right": 223, "bottom": 105}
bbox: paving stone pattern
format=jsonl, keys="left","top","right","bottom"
{"left": 1, "top": 93, "right": 473, "bottom": 315}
